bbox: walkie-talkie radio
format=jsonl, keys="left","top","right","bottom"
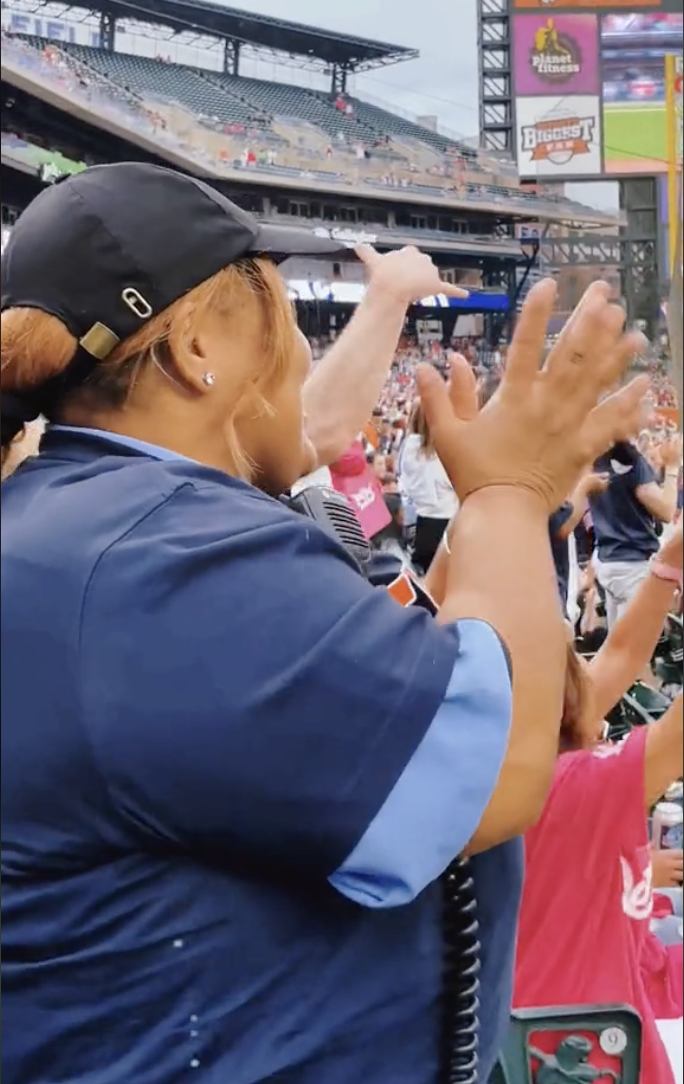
{"left": 288, "top": 485, "right": 481, "bottom": 1084}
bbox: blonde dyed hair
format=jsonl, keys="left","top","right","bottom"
{"left": 408, "top": 401, "right": 436, "bottom": 457}
{"left": 1, "top": 258, "right": 298, "bottom": 478}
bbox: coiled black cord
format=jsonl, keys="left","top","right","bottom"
{"left": 440, "top": 857, "right": 481, "bottom": 1084}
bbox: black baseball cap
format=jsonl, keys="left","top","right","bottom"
{"left": 1, "top": 161, "right": 357, "bottom": 372}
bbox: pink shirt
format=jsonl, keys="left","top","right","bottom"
{"left": 515, "top": 729, "right": 675, "bottom": 1084}
{"left": 329, "top": 442, "right": 391, "bottom": 542}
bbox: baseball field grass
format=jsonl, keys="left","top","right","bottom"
{"left": 603, "top": 101, "right": 668, "bottom": 174}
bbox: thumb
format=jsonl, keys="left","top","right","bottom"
{"left": 416, "top": 364, "right": 462, "bottom": 447}
{"left": 448, "top": 354, "right": 479, "bottom": 421}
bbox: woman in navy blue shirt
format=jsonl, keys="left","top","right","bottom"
{"left": 1, "top": 163, "right": 649, "bottom": 1084}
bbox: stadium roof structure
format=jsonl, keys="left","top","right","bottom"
{"left": 73, "top": 0, "right": 419, "bottom": 71}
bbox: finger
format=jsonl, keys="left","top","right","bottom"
{"left": 447, "top": 354, "right": 479, "bottom": 421}
{"left": 504, "top": 278, "right": 557, "bottom": 392}
{"left": 554, "top": 318, "right": 647, "bottom": 417}
{"left": 544, "top": 293, "right": 624, "bottom": 389}
{"left": 581, "top": 376, "right": 651, "bottom": 462}
{"left": 439, "top": 281, "right": 470, "bottom": 299}
{"left": 354, "top": 243, "right": 382, "bottom": 268}
{"left": 416, "top": 364, "right": 462, "bottom": 444}
{"left": 596, "top": 327, "right": 649, "bottom": 393}
{"left": 542, "top": 283, "right": 623, "bottom": 404}
{"left": 560, "top": 280, "right": 613, "bottom": 334}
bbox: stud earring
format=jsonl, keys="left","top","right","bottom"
{"left": 202, "top": 372, "right": 216, "bottom": 387}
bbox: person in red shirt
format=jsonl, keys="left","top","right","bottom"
{"left": 514, "top": 522, "right": 683, "bottom": 1084}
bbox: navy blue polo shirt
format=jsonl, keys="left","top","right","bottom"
{"left": 590, "top": 444, "right": 660, "bottom": 563}
{"left": 1, "top": 428, "right": 521, "bottom": 1084}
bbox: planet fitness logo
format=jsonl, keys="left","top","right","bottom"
{"left": 529, "top": 19, "right": 582, "bottom": 85}
{"left": 521, "top": 113, "right": 596, "bottom": 167}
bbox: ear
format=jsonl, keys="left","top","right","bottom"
{"left": 169, "top": 330, "right": 214, "bottom": 396}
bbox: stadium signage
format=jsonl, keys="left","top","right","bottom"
{"left": 514, "top": 1, "right": 675, "bottom": 9}
{"left": 313, "top": 227, "right": 378, "bottom": 246}
{"left": 521, "top": 114, "right": 596, "bottom": 165}
{"left": 529, "top": 21, "right": 582, "bottom": 85}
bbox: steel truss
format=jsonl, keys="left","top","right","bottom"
{"left": 477, "top": 0, "right": 514, "bottom": 157}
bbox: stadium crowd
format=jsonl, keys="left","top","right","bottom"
{"left": 304, "top": 333, "right": 680, "bottom": 572}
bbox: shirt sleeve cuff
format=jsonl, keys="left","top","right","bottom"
{"left": 329, "top": 619, "right": 513, "bottom": 908}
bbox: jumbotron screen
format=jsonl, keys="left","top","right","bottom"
{"left": 511, "top": 0, "right": 682, "bottom": 180}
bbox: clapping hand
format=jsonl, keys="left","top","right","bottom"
{"left": 416, "top": 279, "right": 650, "bottom": 512}
{"left": 661, "top": 435, "right": 683, "bottom": 471}
{"left": 651, "top": 846, "right": 683, "bottom": 888}
{"left": 581, "top": 471, "right": 611, "bottom": 497}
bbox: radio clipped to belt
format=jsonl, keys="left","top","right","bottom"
{"left": 288, "top": 485, "right": 481, "bottom": 1084}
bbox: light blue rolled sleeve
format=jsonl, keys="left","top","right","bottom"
{"left": 329, "top": 618, "right": 513, "bottom": 908}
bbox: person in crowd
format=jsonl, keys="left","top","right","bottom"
{"left": 548, "top": 471, "right": 609, "bottom": 626}
{"left": 1, "top": 163, "right": 648, "bottom": 1084}
{"left": 591, "top": 434, "right": 681, "bottom": 628}
{"left": 329, "top": 439, "right": 391, "bottom": 542}
{"left": 513, "top": 522, "right": 684, "bottom": 1084}
{"left": 400, "top": 400, "right": 459, "bottom": 573}
{"left": 367, "top": 452, "right": 405, "bottom": 556}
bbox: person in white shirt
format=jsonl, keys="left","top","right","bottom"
{"left": 400, "top": 402, "right": 458, "bottom": 572}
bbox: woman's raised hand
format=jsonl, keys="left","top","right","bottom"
{"left": 417, "top": 279, "right": 650, "bottom": 512}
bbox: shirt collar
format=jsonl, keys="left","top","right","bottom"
{"left": 49, "top": 425, "right": 191, "bottom": 463}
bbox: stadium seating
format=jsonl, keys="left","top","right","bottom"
{"left": 39, "top": 42, "right": 272, "bottom": 130}
{"left": 4, "top": 34, "right": 620, "bottom": 222}
{"left": 653, "top": 613, "right": 683, "bottom": 690}
{"left": 206, "top": 72, "right": 382, "bottom": 145}
{"left": 490, "top": 1005, "right": 642, "bottom": 1084}
{"left": 605, "top": 680, "right": 672, "bottom": 742}
{"left": 347, "top": 95, "right": 473, "bottom": 158}
{"left": 19, "top": 40, "right": 474, "bottom": 158}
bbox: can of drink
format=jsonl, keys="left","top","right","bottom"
{"left": 652, "top": 802, "right": 684, "bottom": 851}
{"left": 665, "top": 781, "right": 684, "bottom": 806}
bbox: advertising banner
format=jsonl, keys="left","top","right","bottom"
{"left": 516, "top": 96, "right": 603, "bottom": 179}
{"left": 513, "top": 14, "right": 600, "bottom": 96}
{"left": 513, "top": 1, "right": 681, "bottom": 11}
{"left": 602, "top": 11, "right": 683, "bottom": 175}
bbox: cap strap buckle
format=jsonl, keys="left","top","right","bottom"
{"left": 79, "top": 323, "right": 120, "bottom": 360}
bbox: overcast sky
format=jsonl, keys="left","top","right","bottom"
{"left": 226, "top": 0, "right": 617, "bottom": 210}
{"left": 230, "top": 0, "right": 481, "bottom": 135}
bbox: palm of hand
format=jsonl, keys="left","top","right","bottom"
{"left": 417, "top": 280, "right": 650, "bottom": 512}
